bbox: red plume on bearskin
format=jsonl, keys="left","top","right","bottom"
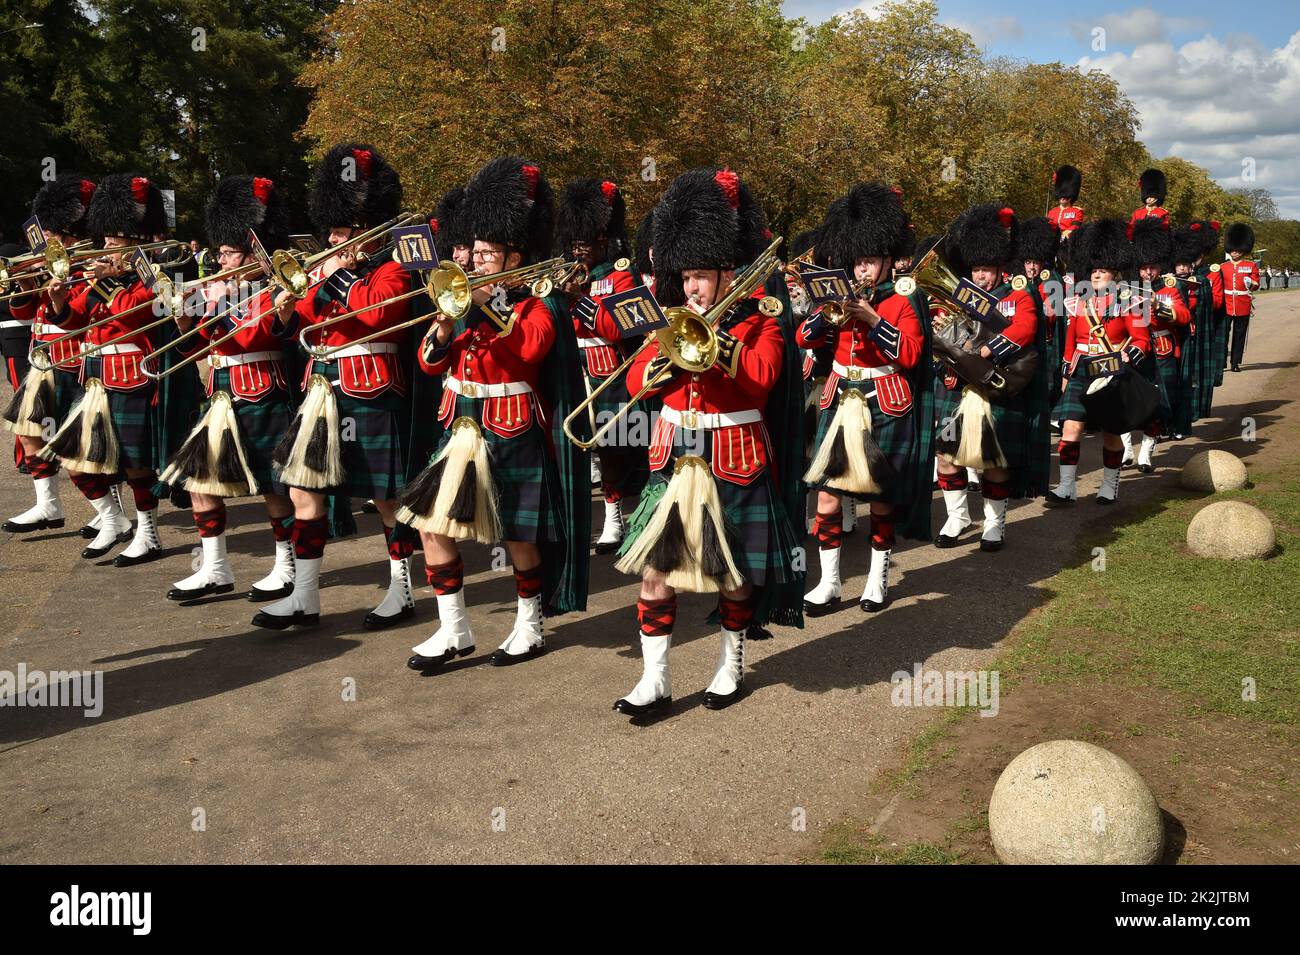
{"left": 819, "top": 181, "right": 910, "bottom": 271}
{"left": 462, "top": 156, "right": 554, "bottom": 264}
{"left": 31, "top": 173, "right": 98, "bottom": 238}
{"left": 651, "top": 167, "right": 768, "bottom": 308}
{"left": 86, "top": 172, "right": 168, "bottom": 239}
{"left": 308, "top": 141, "right": 402, "bottom": 232}
{"left": 1189, "top": 219, "right": 1220, "bottom": 257}
{"left": 554, "top": 177, "right": 628, "bottom": 258}
{"left": 1172, "top": 223, "right": 1205, "bottom": 266}
{"left": 206, "top": 174, "right": 289, "bottom": 251}
{"left": 949, "top": 203, "right": 1019, "bottom": 274}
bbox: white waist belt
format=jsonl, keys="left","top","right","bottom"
{"left": 660, "top": 406, "right": 762, "bottom": 430}
{"left": 832, "top": 361, "right": 898, "bottom": 381}
{"left": 210, "top": 351, "right": 281, "bottom": 369}
{"left": 86, "top": 343, "right": 142, "bottom": 356}
{"left": 1224, "top": 290, "right": 1251, "bottom": 296}
{"left": 319, "top": 342, "right": 400, "bottom": 361}
{"left": 31, "top": 322, "right": 70, "bottom": 336}
{"left": 1152, "top": 330, "right": 1173, "bottom": 339}
{"left": 577, "top": 337, "right": 612, "bottom": 349}
{"left": 444, "top": 375, "right": 532, "bottom": 399}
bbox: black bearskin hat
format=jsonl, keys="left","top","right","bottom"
{"left": 1171, "top": 224, "right": 1203, "bottom": 266}
{"left": 462, "top": 156, "right": 555, "bottom": 264}
{"left": 1224, "top": 222, "right": 1255, "bottom": 255}
{"left": 1189, "top": 219, "right": 1221, "bottom": 258}
{"left": 86, "top": 173, "right": 169, "bottom": 239}
{"left": 1017, "top": 216, "right": 1058, "bottom": 265}
{"left": 949, "top": 203, "right": 1018, "bottom": 274}
{"left": 1130, "top": 217, "right": 1172, "bottom": 270}
{"left": 308, "top": 142, "right": 403, "bottom": 232}
{"left": 894, "top": 221, "right": 918, "bottom": 261}
{"left": 651, "top": 167, "right": 767, "bottom": 305}
{"left": 1070, "top": 218, "right": 1134, "bottom": 276}
{"left": 633, "top": 206, "right": 655, "bottom": 276}
{"left": 818, "top": 182, "right": 908, "bottom": 271}
{"left": 1138, "top": 168, "right": 1167, "bottom": 204}
{"left": 1053, "top": 164, "right": 1082, "bottom": 202}
{"left": 789, "top": 227, "right": 819, "bottom": 263}
{"left": 31, "top": 174, "right": 97, "bottom": 238}
{"left": 555, "top": 178, "right": 629, "bottom": 259}
{"left": 205, "top": 175, "right": 290, "bottom": 252}
{"left": 431, "top": 185, "right": 471, "bottom": 250}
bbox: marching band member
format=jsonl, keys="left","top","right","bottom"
{"left": 554, "top": 177, "right": 645, "bottom": 555}
{"left": 1130, "top": 169, "right": 1169, "bottom": 227}
{"left": 1016, "top": 216, "right": 1063, "bottom": 423}
{"left": 799, "top": 183, "right": 928, "bottom": 613}
{"left": 403, "top": 156, "right": 589, "bottom": 671}
{"left": 3, "top": 174, "right": 100, "bottom": 535}
{"left": 1046, "top": 219, "right": 1151, "bottom": 506}
{"left": 39, "top": 174, "right": 174, "bottom": 565}
{"left": 1169, "top": 223, "right": 1211, "bottom": 435}
{"left": 611, "top": 167, "right": 802, "bottom": 713}
{"left": 255, "top": 143, "right": 412, "bottom": 630}
{"left": 1193, "top": 220, "right": 1228, "bottom": 386}
{"left": 1222, "top": 223, "right": 1259, "bottom": 373}
{"left": 1128, "top": 218, "right": 1188, "bottom": 473}
{"left": 634, "top": 208, "right": 656, "bottom": 291}
{"left": 1046, "top": 165, "right": 1084, "bottom": 241}
{"left": 159, "top": 175, "right": 297, "bottom": 601}
{"left": 933, "top": 204, "right": 1047, "bottom": 551}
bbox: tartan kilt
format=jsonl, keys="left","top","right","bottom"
{"left": 1142, "top": 353, "right": 1175, "bottom": 425}
{"left": 307, "top": 364, "right": 410, "bottom": 500}
{"left": 50, "top": 367, "right": 84, "bottom": 426}
{"left": 936, "top": 377, "right": 1030, "bottom": 474}
{"left": 426, "top": 391, "right": 558, "bottom": 544}
{"left": 1212, "top": 314, "right": 1230, "bottom": 384}
{"left": 210, "top": 369, "right": 293, "bottom": 496}
{"left": 619, "top": 426, "right": 800, "bottom": 590}
{"left": 1055, "top": 369, "right": 1090, "bottom": 424}
{"left": 812, "top": 379, "right": 918, "bottom": 507}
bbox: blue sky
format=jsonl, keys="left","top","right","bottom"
{"left": 784, "top": 1, "right": 1300, "bottom": 217}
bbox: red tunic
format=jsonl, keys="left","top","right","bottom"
{"left": 1150, "top": 285, "right": 1191, "bottom": 359}
{"left": 293, "top": 259, "right": 410, "bottom": 398}
{"left": 1204, "top": 265, "right": 1224, "bottom": 312}
{"left": 1130, "top": 206, "right": 1169, "bottom": 227}
{"left": 631, "top": 296, "right": 783, "bottom": 486}
{"left": 420, "top": 296, "right": 556, "bottom": 440}
{"left": 1048, "top": 204, "right": 1085, "bottom": 237}
{"left": 63, "top": 278, "right": 158, "bottom": 391}
{"left": 572, "top": 264, "right": 638, "bottom": 378}
{"left": 1221, "top": 259, "right": 1259, "bottom": 317}
{"left": 1062, "top": 292, "right": 1151, "bottom": 370}
{"left": 11, "top": 277, "right": 86, "bottom": 372}
{"left": 198, "top": 282, "right": 287, "bottom": 401}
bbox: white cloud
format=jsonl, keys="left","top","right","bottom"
{"left": 1080, "top": 30, "right": 1300, "bottom": 217}
{"left": 947, "top": 15, "right": 1024, "bottom": 49}
{"left": 1068, "top": 6, "right": 1207, "bottom": 47}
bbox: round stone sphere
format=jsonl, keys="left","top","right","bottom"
{"left": 1181, "top": 450, "right": 1248, "bottom": 492}
{"left": 989, "top": 740, "right": 1163, "bottom": 865}
{"left": 1187, "top": 500, "right": 1276, "bottom": 559}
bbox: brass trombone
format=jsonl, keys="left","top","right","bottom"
{"left": 0, "top": 239, "right": 181, "bottom": 299}
{"left": 818, "top": 277, "right": 876, "bottom": 327}
{"left": 267, "top": 212, "right": 418, "bottom": 300}
{"left": 562, "top": 235, "right": 784, "bottom": 451}
{"left": 298, "top": 257, "right": 567, "bottom": 360}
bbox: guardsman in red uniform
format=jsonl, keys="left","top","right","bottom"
{"left": 403, "top": 156, "right": 588, "bottom": 671}
{"left": 612, "top": 167, "right": 800, "bottom": 714}
{"left": 799, "top": 183, "right": 926, "bottom": 612}
{"left": 3, "top": 174, "right": 101, "bottom": 536}
{"left": 1129, "top": 217, "right": 1190, "bottom": 472}
{"left": 1222, "top": 223, "right": 1260, "bottom": 373}
{"left": 1130, "top": 168, "right": 1169, "bottom": 227}
{"left": 1189, "top": 220, "right": 1227, "bottom": 385}
{"left": 256, "top": 142, "right": 412, "bottom": 631}
{"left": 1046, "top": 219, "right": 1151, "bottom": 506}
{"left": 933, "top": 205, "right": 1045, "bottom": 551}
{"left": 554, "top": 177, "right": 643, "bottom": 555}
{"left": 1046, "top": 165, "right": 1084, "bottom": 244}
{"left": 158, "top": 175, "right": 298, "bottom": 602}
{"left": 39, "top": 174, "right": 173, "bottom": 565}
